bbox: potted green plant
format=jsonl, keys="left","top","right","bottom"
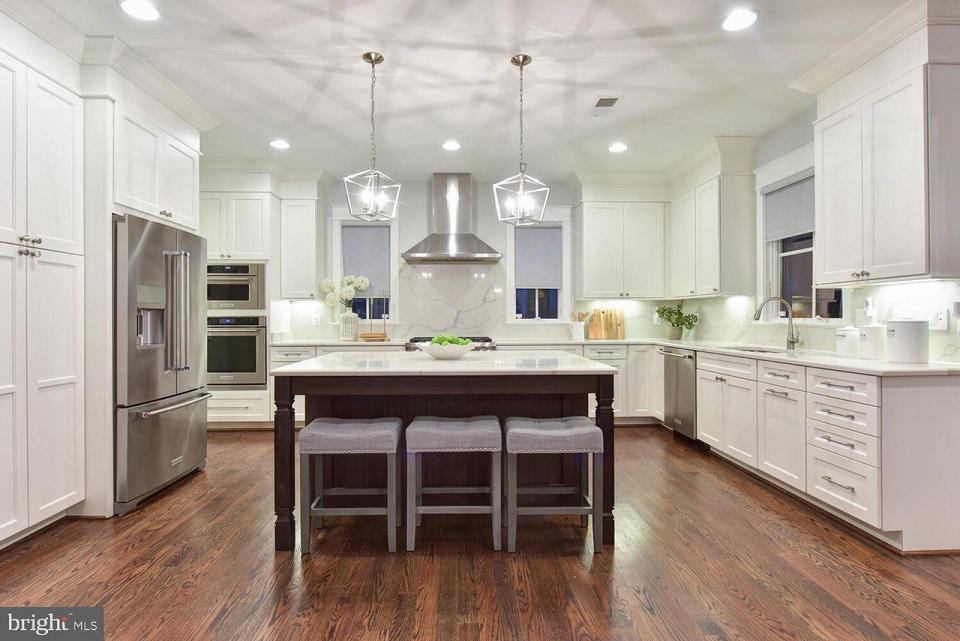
{"left": 656, "top": 303, "right": 698, "bottom": 340}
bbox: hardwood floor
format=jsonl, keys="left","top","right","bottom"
{"left": 2, "top": 429, "right": 959, "bottom": 641}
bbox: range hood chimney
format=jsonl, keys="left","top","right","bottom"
{"left": 401, "top": 173, "right": 502, "bottom": 264}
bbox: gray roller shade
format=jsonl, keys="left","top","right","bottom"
{"left": 515, "top": 226, "right": 562, "bottom": 289}
{"left": 764, "top": 175, "right": 814, "bottom": 242}
{"left": 342, "top": 225, "right": 390, "bottom": 296}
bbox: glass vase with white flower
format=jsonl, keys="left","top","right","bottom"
{"left": 320, "top": 275, "right": 370, "bottom": 340}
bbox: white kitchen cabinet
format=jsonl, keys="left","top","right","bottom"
{"left": 585, "top": 345, "right": 627, "bottom": 418}
{"left": 622, "top": 203, "right": 665, "bottom": 298}
{"left": 160, "top": 135, "right": 200, "bottom": 229}
{"left": 814, "top": 102, "right": 863, "bottom": 285}
{"left": 669, "top": 190, "right": 696, "bottom": 297}
{"left": 815, "top": 66, "right": 960, "bottom": 285}
{"left": 575, "top": 202, "right": 665, "bottom": 299}
{"left": 669, "top": 175, "right": 752, "bottom": 299}
{"left": 696, "top": 368, "right": 757, "bottom": 467}
{"left": 626, "top": 345, "right": 653, "bottom": 416}
{"left": 208, "top": 389, "right": 270, "bottom": 422}
{"left": 758, "top": 384, "right": 806, "bottom": 490}
{"left": 26, "top": 249, "right": 84, "bottom": 524}
{"left": 695, "top": 369, "right": 724, "bottom": 448}
{"left": 280, "top": 200, "right": 318, "bottom": 299}
{"left": 693, "top": 179, "right": 720, "bottom": 295}
{"left": 26, "top": 71, "right": 83, "bottom": 255}
{"left": 0, "top": 244, "right": 28, "bottom": 540}
{"left": 200, "top": 192, "right": 271, "bottom": 261}
{"left": 115, "top": 103, "right": 162, "bottom": 217}
{"left": 649, "top": 346, "right": 665, "bottom": 421}
{"left": 722, "top": 375, "right": 758, "bottom": 467}
{"left": 576, "top": 203, "right": 624, "bottom": 299}
{"left": 115, "top": 103, "right": 201, "bottom": 230}
{"left": 0, "top": 50, "right": 26, "bottom": 248}
{"left": 861, "top": 67, "right": 927, "bottom": 281}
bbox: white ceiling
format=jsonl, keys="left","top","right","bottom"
{"left": 41, "top": 0, "right": 903, "bottom": 182}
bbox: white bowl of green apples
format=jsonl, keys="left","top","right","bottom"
{"left": 418, "top": 334, "right": 475, "bottom": 360}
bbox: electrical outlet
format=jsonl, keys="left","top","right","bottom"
{"left": 653, "top": 313, "right": 661, "bottom": 325}
{"left": 932, "top": 308, "right": 949, "bottom": 331}
{"left": 312, "top": 315, "right": 322, "bottom": 326}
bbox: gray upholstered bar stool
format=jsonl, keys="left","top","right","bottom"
{"left": 504, "top": 417, "right": 603, "bottom": 553}
{"left": 405, "top": 416, "right": 503, "bottom": 551}
{"left": 299, "top": 417, "right": 402, "bottom": 553}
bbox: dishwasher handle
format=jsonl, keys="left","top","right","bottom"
{"left": 659, "top": 349, "right": 694, "bottom": 359}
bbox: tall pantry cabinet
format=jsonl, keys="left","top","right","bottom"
{"left": 0, "top": 48, "right": 85, "bottom": 542}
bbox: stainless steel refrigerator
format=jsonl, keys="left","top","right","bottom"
{"left": 114, "top": 213, "right": 209, "bottom": 514}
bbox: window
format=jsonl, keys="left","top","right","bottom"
{"left": 763, "top": 176, "right": 842, "bottom": 319}
{"left": 514, "top": 226, "right": 562, "bottom": 320}
{"left": 342, "top": 225, "right": 391, "bottom": 320}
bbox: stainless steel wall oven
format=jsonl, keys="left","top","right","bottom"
{"left": 207, "top": 316, "right": 267, "bottom": 386}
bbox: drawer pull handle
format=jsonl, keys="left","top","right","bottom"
{"left": 768, "top": 372, "right": 790, "bottom": 379}
{"left": 821, "top": 475, "right": 856, "bottom": 492}
{"left": 822, "top": 408, "right": 856, "bottom": 421}
{"left": 822, "top": 381, "right": 856, "bottom": 391}
{"left": 821, "top": 434, "right": 856, "bottom": 449}
{"left": 215, "top": 405, "right": 252, "bottom": 410}
{"left": 714, "top": 376, "right": 726, "bottom": 383}
{"left": 765, "top": 388, "right": 789, "bottom": 397}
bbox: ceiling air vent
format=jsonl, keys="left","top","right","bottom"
{"left": 591, "top": 96, "right": 620, "bottom": 117}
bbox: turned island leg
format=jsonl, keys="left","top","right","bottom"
{"left": 595, "top": 374, "right": 615, "bottom": 546}
{"left": 274, "top": 375, "right": 296, "bottom": 550}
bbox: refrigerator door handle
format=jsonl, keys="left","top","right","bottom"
{"left": 164, "top": 251, "right": 179, "bottom": 372}
{"left": 180, "top": 251, "right": 191, "bottom": 372}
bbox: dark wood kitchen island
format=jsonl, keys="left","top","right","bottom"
{"left": 272, "top": 349, "right": 616, "bottom": 551}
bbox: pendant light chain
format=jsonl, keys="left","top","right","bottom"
{"left": 369, "top": 60, "right": 377, "bottom": 170}
{"left": 518, "top": 61, "right": 525, "bottom": 173}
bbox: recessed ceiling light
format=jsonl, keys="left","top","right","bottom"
{"left": 608, "top": 142, "right": 628, "bottom": 153}
{"left": 722, "top": 8, "right": 758, "bottom": 31}
{"left": 269, "top": 139, "right": 290, "bottom": 150}
{"left": 442, "top": 140, "right": 461, "bottom": 151}
{"left": 119, "top": 0, "right": 160, "bottom": 21}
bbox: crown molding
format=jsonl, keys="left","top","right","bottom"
{"left": 790, "top": 0, "right": 935, "bottom": 94}
{"left": 0, "top": 0, "right": 85, "bottom": 62}
{"left": 81, "top": 36, "right": 220, "bottom": 132}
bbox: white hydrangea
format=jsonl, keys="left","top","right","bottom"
{"left": 319, "top": 279, "right": 335, "bottom": 294}
{"left": 342, "top": 274, "right": 357, "bottom": 287}
{"left": 324, "top": 291, "right": 339, "bottom": 307}
{"left": 355, "top": 276, "right": 370, "bottom": 291}
{"left": 340, "top": 285, "right": 356, "bottom": 300}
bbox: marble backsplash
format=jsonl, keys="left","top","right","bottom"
{"left": 275, "top": 265, "right": 960, "bottom": 362}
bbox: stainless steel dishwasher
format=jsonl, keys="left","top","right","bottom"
{"left": 660, "top": 347, "right": 697, "bottom": 440}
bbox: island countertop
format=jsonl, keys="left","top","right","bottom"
{"left": 270, "top": 349, "right": 618, "bottom": 377}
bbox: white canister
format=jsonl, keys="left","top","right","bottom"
{"left": 835, "top": 326, "right": 859, "bottom": 358}
{"left": 569, "top": 321, "right": 586, "bottom": 341}
{"left": 857, "top": 325, "right": 885, "bottom": 360}
{"left": 885, "top": 319, "right": 929, "bottom": 363}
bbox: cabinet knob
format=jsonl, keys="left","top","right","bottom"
{"left": 18, "top": 235, "right": 31, "bottom": 244}
{"left": 851, "top": 272, "right": 861, "bottom": 278}
{"left": 625, "top": 292, "right": 630, "bottom": 297}
{"left": 712, "top": 288, "right": 718, "bottom": 292}
{"left": 17, "top": 248, "right": 30, "bottom": 256}
{"left": 30, "top": 249, "right": 41, "bottom": 257}
{"left": 860, "top": 271, "right": 870, "bottom": 277}
{"left": 689, "top": 290, "right": 695, "bottom": 294}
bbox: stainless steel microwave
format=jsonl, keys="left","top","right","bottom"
{"left": 207, "top": 263, "right": 265, "bottom": 310}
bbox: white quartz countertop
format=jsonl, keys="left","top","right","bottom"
{"left": 270, "top": 337, "right": 960, "bottom": 376}
{"left": 270, "top": 350, "right": 618, "bottom": 377}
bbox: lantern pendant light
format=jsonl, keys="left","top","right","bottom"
{"left": 344, "top": 52, "right": 401, "bottom": 222}
{"left": 493, "top": 54, "right": 549, "bottom": 226}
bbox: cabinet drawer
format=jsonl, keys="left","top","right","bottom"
{"left": 584, "top": 345, "right": 627, "bottom": 359}
{"left": 807, "top": 445, "right": 881, "bottom": 527}
{"left": 500, "top": 345, "right": 584, "bottom": 355}
{"left": 697, "top": 352, "right": 757, "bottom": 380}
{"left": 807, "top": 394, "right": 879, "bottom": 437}
{"left": 806, "top": 368, "right": 879, "bottom": 406}
{"left": 806, "top": 420, "right": 880, "bottom": 468}
{"left": 208, "top": 391, "right": 270, "bottom": 422}
{"left": 271, "top": 346, "right": 318, "bottom": 362}
{"left": 758, "top": 360, "right": 805, "bottom": 391}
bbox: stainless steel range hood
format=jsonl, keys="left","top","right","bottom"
{"left": 401, "top": 173, "right": 502, "bottom": 264}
